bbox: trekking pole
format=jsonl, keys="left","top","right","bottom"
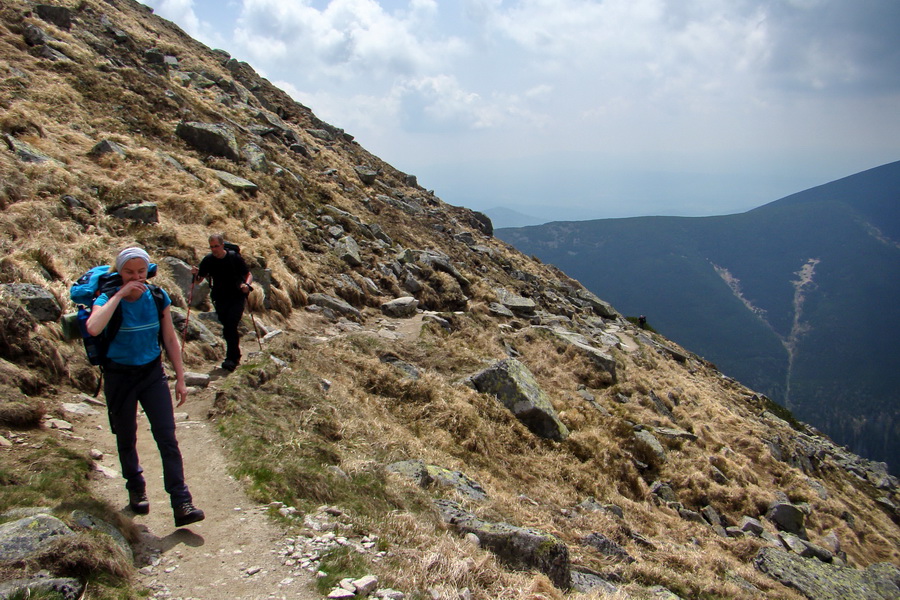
{"left": 246, "top": 283, "right": 263, "bottom": 353}
{"left": 181, "top": 275, "right": 195, "bottom": 360}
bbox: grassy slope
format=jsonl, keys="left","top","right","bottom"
{"left": 0, "top": 1, "right": 898, "bottom": 599}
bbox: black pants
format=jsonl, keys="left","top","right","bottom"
{"left": 214, "top": 295, "right": 245, "bottom": 363}
{"left": 104, "top": 358, "right": 191, "bottom": 508}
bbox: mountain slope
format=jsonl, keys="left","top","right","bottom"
{"left": 0, "top": 1, "right": 898, "bottom": 599}
{"left": 498, "top": 161, "right": 900, "bottom": 470}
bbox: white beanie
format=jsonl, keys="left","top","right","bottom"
{"left": 115, "top": 247, "right": 151, "bottom": 273}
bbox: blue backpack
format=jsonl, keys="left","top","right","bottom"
{"left": 70, "top": 264, "right": 165, "bottom": 367}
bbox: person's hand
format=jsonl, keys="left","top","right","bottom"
{"left": 190, "top": 266, "right": 199, "bottom": 276}
{"left": 240, "top": 282, "right": 251, "bottom": 295}
{"left": 118, "top": 279, "right": 147, "bottom": 301}
{"left": 175, "top": 380, "right": 188, "bottom": 407}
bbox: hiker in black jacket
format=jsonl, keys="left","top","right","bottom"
{"left": 192, "top": 233, "right": 252, "bottom": 372}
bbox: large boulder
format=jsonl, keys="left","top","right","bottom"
{"left": 436, "top": 499, "right": 571, "bottom": 590}
{"left": 0, "top": 284, "right": 61, "bottom": 321}
{"left": 766, "top": 501, "right": 808, "bottom": 538}
{"left": 333, "top": 236, "right": 362, "bottom": 267}
{"left": 308, "top": 293, "right": 361, "bottom": 320}
{"left": 175, "top": 121, "right": 241, "bottom": 162}
{"left": 381, "top": 297, "right": 418, "bottom": 318}
{"left": 160, "top": 256, "right": 210, "bottom": 307}
{"left": 755, "top": 547, "right": 900, "bottom": 600}
{"left": 0, "top": 514, "right": 74, "bottom": 561}
{"left": 493, "top": 288, "right": 536, "bottom": 316}
{"left": 469, "top": 358, "right": 569, "bottom": 441}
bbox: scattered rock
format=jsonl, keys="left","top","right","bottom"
{"left": 468, "top": 358, "right": 570, "bottom": 441}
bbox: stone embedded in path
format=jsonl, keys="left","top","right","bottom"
{"left": 469, "top": 358, "right": 569, "bottom": 441}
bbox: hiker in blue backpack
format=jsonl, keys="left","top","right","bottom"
{"left": 86, "top": 247, "right": 205, "bottom": 528}
{"left": 191, "top": 233, "right": 252, "bottom": 372}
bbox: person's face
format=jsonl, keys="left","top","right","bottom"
{"left": 120, "top": 258, "right": 148, "bottom": 299}
{"left": 209, "top": 239, "right": 226, "bottom": 259}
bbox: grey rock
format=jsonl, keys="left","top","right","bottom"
{"left": 241, "top": 143, "right": 270, "bottom": 172}
{"left": 308, "top": 293, "right": 361, "bottom": 320}
{"left": 70, "top": 510, "right": 132, "bottom": 564}
{"left": 435, "top": 500, "right": 570, "bottom": 589}
{"left": 570, "top": 568, "right": 618, "bottom": 594}
{"left": 0, "top": 514, "right": 74, "bottom": 561}
{"left": 489, "top": 302, "right": 515, "bottom": 318}
{"left": 650, "top": 481, "right": 678, "bottom": 503}
{"left": 740, "top": 516, "right": 765, "bottom": 536}
{"left": 35, "top": 4, "right": 73, "bottom": 29}
{"left": 635, "top": 429, "right": 667, "bottom": 464}
{"left": 469, "top": 358, "right": 569, "bottom": 441}
{"left": 573, "top": 288, "right": 619, "bottom": 318}
{"left": 23, "top": 24, "right": 50, "bottom": 46}
{"left": 354, "top": 165, "right": 377, "bottom": 185}
{"left": 380, "top": 355, "right": 420, "bottom": 380}
{"left": 425, "top": 465, "right": 488, "bottom": 501}
{"left": 169, "top": 307, "right": 219, "bottom": 346}
{"left": 755, "top": 547, "right": 900, "bottom": 600}
{"left": 3, "top": 134, "right": 60, "bottom": 164}
{"left": 530, "top": 326, "right": 617, "bottom": 383}
{"left": 161, "top": 256, "right": 210, "bottom": 307}
{"left": 710, "top": 465, "right": 730, "bottom": 484}
{"left": 386, "top": 459, "right": 433, "bottom": 488}
{"left": 0, "top": 576, "right": 83, "bottom": 600}
{"left": 766, "top": 501, "right": 807, "bottom": 538}
{"left": 89, "top": 139, "right": 127, "bottom": 158}
{"left": 212, "top": 169, "right": 258, "bottom": 193}
{"left": 648, "top": 391, "right": 675, "bottom": 421}
{"left": 381, "top": 297, "right": 418, "bottom": 318}
{"left": 581, "top": 532, "right": 634, "bottom": 562}
{"left": 0, "top": 283, "right": 61, "bottom": 321}
{"left": 176, "top": 121, "right": 241, "bottom": 162}
{"left": 333, "top": 236, "right": 362, "bottom": 267}
{"left": 111, "top": 202, "right": 158, "bottom": 224}
{"left": 306, "top": 128, "right": 335, "bottom": 141}
{"left": 654, "top": 427, "right": 697, "bottom": 442}
{"left": 494, "top": 288, "right": 536, "bottom": 315}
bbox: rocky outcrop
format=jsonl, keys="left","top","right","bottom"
{"left": 0, "top": 513, "right": 74, "bottom": 560}
{"left": 530, "top": 326, "right": 617, "bottom": 384}
{"left": 308, "top": 293, "right": 362, "bottom": 320}
{"left": 0, "top": 284, "right": 62, "bottom": 322}
{"left": 755, "top": 547, "right": 900, "bottom": 600}
{"left": 468, "top": 358, "right": 569, "bottom": 441}
{"left": 435, "top": 499, "right": 571, "bottom": 590}
{"left": 175, "top": 121, "right": 241, "bottom": 162}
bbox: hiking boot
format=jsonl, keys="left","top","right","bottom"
{"left": 173, "top": 502, "right": 205, "bottom": 527}
{"left": 221, "top": 359, "right": 237, "bottom": 372}
{"left": 128, "top": 489, "right": 149, "bottom": 515}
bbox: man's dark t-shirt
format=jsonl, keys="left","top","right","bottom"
{"left": 198, "top": 251, "right": 249, "bottom": 303}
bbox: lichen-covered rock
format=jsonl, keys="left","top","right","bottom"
{"left": 755, "top": 547, "right": 900, "bottom": 600}
{"left": 0, "top": 514, "right": 74, "bottom": 561}
{"left": 435, "top": 499, "right": 571, "bottom": 589}
{"left": 110, "top": 202, "right": 159, "bottom": 224}
{"left": 469, "top": 358, "right": 569, "bottom": 441}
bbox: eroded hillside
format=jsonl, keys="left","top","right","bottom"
{"left": 1, "top": 1, "right": 898, "bottom": 599}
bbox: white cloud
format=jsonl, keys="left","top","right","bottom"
{"left": 234, "top": 0, "right": 465, "bottom": 81}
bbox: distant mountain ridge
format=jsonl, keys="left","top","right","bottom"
{"left": 497, "top": 160, "right": 900, "bottom": 471}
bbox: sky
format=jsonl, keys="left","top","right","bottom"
{"left": 142, "top": 0, "right": 900, "bottom": 224}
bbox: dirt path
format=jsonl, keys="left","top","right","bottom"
{"left": 81, "top": 368, "right": 319, "bottom": 600}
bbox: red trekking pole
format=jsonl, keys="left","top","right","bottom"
{"left": 181, "top": 274, "right": 195, "bottom": 360}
